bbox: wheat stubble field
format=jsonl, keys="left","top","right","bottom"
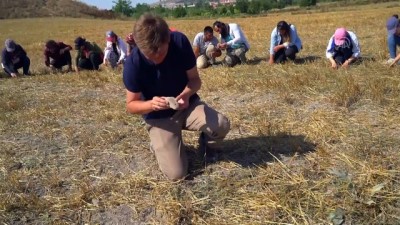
{"left": 1, "top": 2, "right": 400, "bottom": 224}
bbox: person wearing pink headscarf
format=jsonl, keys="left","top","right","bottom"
{"left": 326, "top": 28, "right": 361, "bottom": 69}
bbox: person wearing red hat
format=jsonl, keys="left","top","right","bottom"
{"left": 103, "top": 30, "right": 127, "bottom": 69}
{"left": 326, "top": 28, "right": 361, "bottom": 69}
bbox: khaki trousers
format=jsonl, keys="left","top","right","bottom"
{"left": 196, "top": 45, "right": 217, "bottom": 69}
{"left": 145, "top": 99, "right": 230, "bottom": 180}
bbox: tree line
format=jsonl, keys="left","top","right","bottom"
{"left": 112, "top": 0, "right": 318, "bottom": 19}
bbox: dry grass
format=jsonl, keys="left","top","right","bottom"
{"left": 1, "top": 3, "right": 400, "bottom": 224}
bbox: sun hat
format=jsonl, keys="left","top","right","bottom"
{"left": 5, "top": 39, "right": 16, "bottom": 52}
{"left": 334, "top": 28, "right": 348, "bottom": 46}
{"left": 106, "top": 30, "right": 116, "bottom": 42}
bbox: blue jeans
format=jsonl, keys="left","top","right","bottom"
{"left": 388, "top": 34, "right": 400, "bottom": 59}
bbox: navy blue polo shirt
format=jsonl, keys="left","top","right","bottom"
{"left": 123, "top": 31, "right": 199, "bottom": 120}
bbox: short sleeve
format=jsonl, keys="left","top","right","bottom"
{"left": 123, "top": 52, "right": 142, "bottom": 93}
{"left": 178, "top": 33, "right": 196, "bottom": 71}
{"left": 193, "top": 33, "right": 201, "bottom": 47}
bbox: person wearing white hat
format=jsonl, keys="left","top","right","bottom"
{"left": 1, "top": 39, "right": 30, "bottom": 77}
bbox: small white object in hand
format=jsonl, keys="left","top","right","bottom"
{"left": 165, "top": 97, "right": 179, "bottom": 110}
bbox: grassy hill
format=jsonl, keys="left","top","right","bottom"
{"left": 1, "top": 2, "right": 400, "bottom": 224}
{"left": 0, "top": 0, "right": 116, "bottom": 19}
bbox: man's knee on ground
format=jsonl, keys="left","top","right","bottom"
{"left": 163, "top": 167, "right": 188, "bottom": 181}
{"left": 224, "top": 55, "right": 238, "bottom": 67}
{"left": 196, "top": 55, "right": 209, "bottom": 69}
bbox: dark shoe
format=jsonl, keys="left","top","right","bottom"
{"left": 198, "top": 132, "right": 218, "bottom": 165}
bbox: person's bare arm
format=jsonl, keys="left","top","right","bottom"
{"left": 175, "top": 66, "right": 201, "bottom": 110}
{"left": 193, "top": 46, "right": 200, "bottom": 58}
{"left": 126, "top": 91, "right": 169, "bottom": 115}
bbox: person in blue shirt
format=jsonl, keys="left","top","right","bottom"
{"left": 269, "top": 21, "right": 302, "bottom": 64}
{"left": 1, "top": 39, "right": 30, "bottom": 77}
{"left": 386, "top": 15, "right": 400, "bottom": 66}
{"left": 123, "top": 14, "right": 230, "bottom": 180}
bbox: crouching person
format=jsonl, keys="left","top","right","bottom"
{"left": 1, "top": 39, "right": 30, "bottom": 77}
{"left": 123, "top": 14, "right": 230, "bottom": 180}
{"left": 74, "top": 37, "right": 103, "bottom": 72}
{"left": 269, "top": 21, "right": 302, "bottom": 64}
{"left": 44, "top": 40, "right": 72, "bottom": 72}
{"left": 103, "top": 31, "right": 127, "bottom": 69}
{"left": 193, "top": 26, "right": 221, "bottom": 69}
{"left": 213, "top": 21, "right": 250, "bottom": 67}
{"left": 326, "top": 28, "right": 361, "bottom": 69}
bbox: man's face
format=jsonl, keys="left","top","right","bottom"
{"left": 142, "top": 42, "right": 169, "bottom": 65}
{"left": 204, "top": 32, "right": 214, "bottom": 41}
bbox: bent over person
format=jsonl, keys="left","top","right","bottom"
{"left": 193, "top": 26, "right": 221, "bottom": 69}
{"left": 103, "top": 30, "right": 127, "bottom": 68}
{"left": 1, "top": 39, "right": 30, "bottom": 77}
{"left": 269, "top": 21, "right": 302, "bottom": 64}
{"left": 213, "top": 21, "right": 250, "bottom": 67}
{"left": 74, "top": 37, "right": 103, "bottom": 72}
{"left": 123, "top": 14, "right": 230, "bottom": 180}
{"left": 44, "top": 40, "right": 72, "bottom": 72}
{"left": 326, "top": 28, "right": 361, "bottom": 69}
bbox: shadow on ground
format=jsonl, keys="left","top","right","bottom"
{"left": 294, "top": 55, "right": 321, "bottom": 64}
{"left": 247, "top": 56, "right": 267, "bottom": 65}
{"left": 187, "top": 133, "right": 316, "bottom": 178}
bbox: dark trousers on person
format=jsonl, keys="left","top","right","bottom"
{"left": 274, "top": 45, "right": 298, "bottom": 64}
{"left": 77, "top": 53, "right": 102, "bottom": 70}
{"left": 51, "top": 52, "right": 72, "bottom": 69}
{"left": 3, "top": 55, "right": 30, "bottom": 76}
{"left": 333, "top": 47, "right": 353, "bottom": 65}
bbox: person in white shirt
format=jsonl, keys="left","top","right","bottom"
{"left": 269, "top": 21, "right": 302, "bottom": 64}
{"left": 103, "top": 30, "right": 127, "bottom": 69}
{"left": 326, "top": 28, "right": 361, "bottom": 69}
{"left": 193, "top": 26, "right": 221, "bottom": 69}
{"left": 213, "top": 21, "right": 250, "bottom": 67}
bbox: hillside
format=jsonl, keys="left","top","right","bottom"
{"left": 0, "top": 0, "right": 116, "bottom": 19}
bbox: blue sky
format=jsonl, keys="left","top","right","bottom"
{"left": 80, "top": 0, "right": 156, "bottom": 10}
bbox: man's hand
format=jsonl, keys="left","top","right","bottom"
{"left": 175, "top": 94, "right": 190, "bottom": 110}
{"left": 151, "top": 96, "right": 169, "bottom": 111}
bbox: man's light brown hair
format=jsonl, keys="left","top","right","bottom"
{"left": 133, "top": 13, "right": 170, "bottom": 54}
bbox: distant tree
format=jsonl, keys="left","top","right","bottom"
{"left": 299, "top": 0, "right": 317, "bottom": 7}
{"left": 235, "top": 0, "right": 249, "bottom": 13}
{"left": 172, "top": 6, "right": 187, "bottom": 18}
{"left": 248, "top": 0, "right": 261, "bottom": 14}
{"left": 112, "top": 0, "right": 132, "bottom": 16}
